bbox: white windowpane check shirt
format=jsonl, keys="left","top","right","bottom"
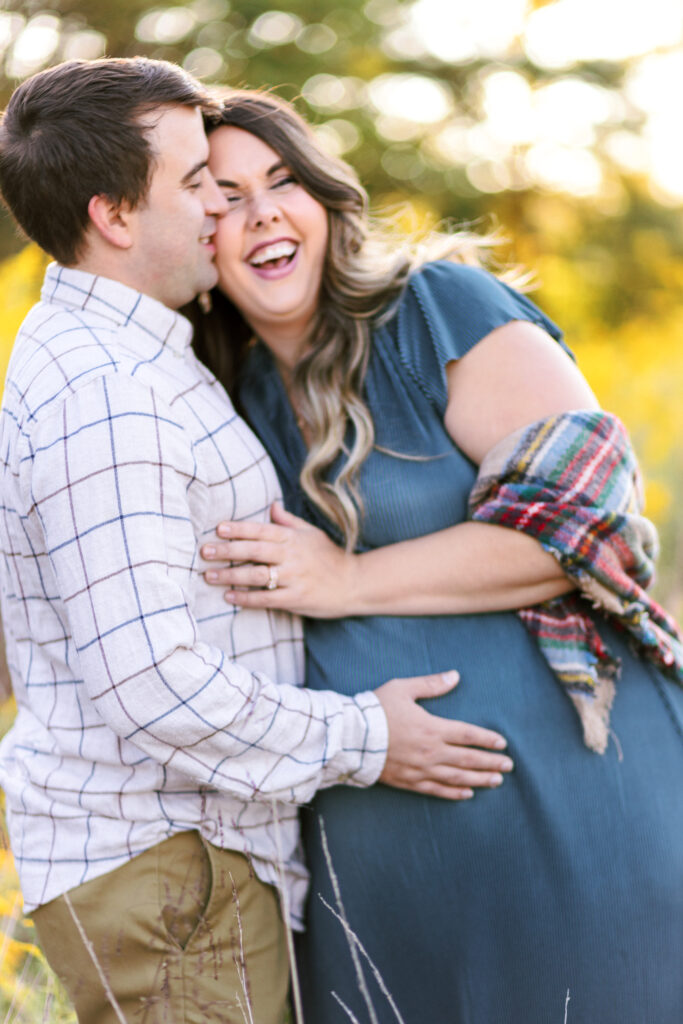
{"left": 0, "top": 264, "right": 387, "bottom": 925}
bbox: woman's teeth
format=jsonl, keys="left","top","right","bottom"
{"left": 249, "top": 241, "right": 297, "bottom": 267}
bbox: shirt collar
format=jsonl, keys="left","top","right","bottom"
{"left": 41, "top": 263, "right": 194, "bottom": 356}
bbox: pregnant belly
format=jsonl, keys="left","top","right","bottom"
{"left": 304, "top": 609, "right": 683, "bottom": 755}
{"left": 305, "top": 610, "right": 570, "bottom": 738}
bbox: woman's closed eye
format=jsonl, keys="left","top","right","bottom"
{"left": 270, "top": 174, "right": 297, "bottom": 190}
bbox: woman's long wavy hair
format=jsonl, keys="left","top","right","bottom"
{"left": 190, "top": 90, "right": 511, "bottom": 550}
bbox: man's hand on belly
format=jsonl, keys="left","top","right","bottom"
{"left": 375, "top": 671, "right": 514, "bottom": 800}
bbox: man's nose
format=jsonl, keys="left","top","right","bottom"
{"left": 204, "top": 171, "right": 228, "bottom": 216}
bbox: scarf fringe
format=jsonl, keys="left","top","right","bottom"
{"left": 569, "top": 676, "right": 616, "bottom": 754}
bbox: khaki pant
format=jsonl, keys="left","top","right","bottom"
{"left": 32, "top": 831, "right": 289, "bottom": 1024}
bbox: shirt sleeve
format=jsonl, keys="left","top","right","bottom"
{"left": 387, "top": 260, "right": 570, "bottom": 416}
{"left": 23, "top": 372, "right": 387, "bottom": 803}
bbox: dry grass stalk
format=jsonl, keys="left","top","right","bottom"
{"left": 2, "top": 955, "right": 34, "bottom": 1024}
{"left": 39, "top": 973, "right": 55, "bottom": 1024}
{"left": 318, "top": 816, "right": 382, "bottom": 1024}
{"left": 331, "top": 990, "right": 363, "bottom": 1024}
{"left": 270, "top": 799, "right": 304, "bottom": 1024}
{"left": 317, "top": 896, "right": 406, "bottom": 1024}
{"left": 228, "top": 870, "right": 255, "bottom": 1024}
{"left": 62, "top": 894, "right": 127, "bottom": 1024}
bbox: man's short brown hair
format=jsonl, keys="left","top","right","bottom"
{"left": 0, "top": 57, "right": 213, "bottom": 265}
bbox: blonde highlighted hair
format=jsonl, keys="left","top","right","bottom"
{"left": 190, "top": 90, "right": 514, "bottom": 550}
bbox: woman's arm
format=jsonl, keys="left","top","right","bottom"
{"left": 203, "top": 320, "right": 600, "bottom": 618}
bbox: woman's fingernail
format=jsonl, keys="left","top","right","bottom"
{"left": 206, "top": 571, "right": 218, "bottom": 582}
{"left": 442, "top": 670, "right": 459, "bottom": 685}
{"left": 203, "top": 546, "right": 215, "bottom": 558}
{"left": 493, "top": 736, "right": 507, "bottom": 750}
{"left": 224, "top": 592, "right": 235, "bottom": 603}
{"left": 217, "top": 524, "right": 231, "bottom": 538}
{"left": 460, "top": 789, "right": 474, "bottom": 800}
{"left": 500, "top": 758, "right": 514, "bottom": 771}
{"left": 489, "top": 774, "right": 504, "bottom": 786}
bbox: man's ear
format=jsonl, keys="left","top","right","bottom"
{"left": 87, "top": 194, "right": 134, "bottom": 249}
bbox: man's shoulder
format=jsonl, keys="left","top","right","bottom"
{"left": 5, "top": 299, "right": 157, "bottom": 429}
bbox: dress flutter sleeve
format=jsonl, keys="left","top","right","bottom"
{"left": 385, "top": 260, "right": 569, "bottom": 416}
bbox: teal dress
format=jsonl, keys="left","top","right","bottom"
{"left": 238, "top": 262, "right": 683, "bottom": 1024}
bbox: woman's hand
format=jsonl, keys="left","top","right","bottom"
{"left": 201, "top": 502, "right": 357, "bottom": 618}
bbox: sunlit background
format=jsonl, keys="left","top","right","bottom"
{"left": 1, "top": 2, "right": 683, "bottom": 1015}
{"left": 2, "top": 0, "right": 683, "bottom": 199}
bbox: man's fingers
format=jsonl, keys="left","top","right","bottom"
{"left": 389, "top": 755, "right": 511, "bottom": 789}
{"left": 411, "top": 781, "right": 475, "bottom": 801}
{"left": 439, "top": 745, "right": 514, "bottom": 772}
{"left": 428, "top": 764, "right": 506, "bottom": 789}
{"left": 441, "top": 720, "right": 508, "bottom": 751}
{"left": 393, "top": 670, "right": 460, "bottom": 700}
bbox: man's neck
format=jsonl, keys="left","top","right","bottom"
{"left": 68, "top": 255, "right": 138, "bottom": 293}
{"left": 68, "top": 254, "right": 173, "bottom": 310}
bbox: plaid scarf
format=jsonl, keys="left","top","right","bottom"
{"left": 469, "top": 410, "right": 683, "bottom": 753}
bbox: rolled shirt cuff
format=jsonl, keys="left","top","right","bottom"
{"left": 320, "top": 689, "right": 388, "bottom": 790}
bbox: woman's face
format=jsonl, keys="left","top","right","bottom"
{"left": 208, "top": 125, "right": 329, "bottom": 351}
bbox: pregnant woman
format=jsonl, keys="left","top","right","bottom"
{"left": 190, "top": 91, "right": 683, "bottom": 1023}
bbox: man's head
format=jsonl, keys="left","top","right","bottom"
{"left": 0, "top": 57, "right": 228, "bottom": 307}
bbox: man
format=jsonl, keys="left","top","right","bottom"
{"left": 0, "top": 58, "right": 509, "bottom": 1023}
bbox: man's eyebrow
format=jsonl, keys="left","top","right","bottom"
{"left": 215, "top": 162, "right": 289, "bottom": 189}
{"left": 181, "top": 159, "right": 208, "bottom": 184}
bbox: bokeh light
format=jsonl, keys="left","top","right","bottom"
{"left": 136, "top": 7, "right": 197, "bottom": 45}
{"left": 248, "top": 11, "right": 302, "bottom": 48}
{"left": 524, "top": 0, "right": 683, "bottom": 67}
{"left": 407, "top": 0, "right": 527, "bottom": 64}
{"left": 6, "top": 15, "right": 60, "bottom": 79}
{"left": 368, "top": 73, "right": 453, "bottom": 125}
{"left": 0, "top": 0, "right": 680, "bottom": 204}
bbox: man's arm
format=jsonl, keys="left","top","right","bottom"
{"left": 27, "top": 374, "right": 510, "bottom": 804}
{"left": 26, "top": 373, "right": 386, "bottom": 803}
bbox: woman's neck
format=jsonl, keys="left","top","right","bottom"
{"left": 270, "top": 348, "right": 313, "bottom": 445}
{"left": 252, "top": 322, "right": 310, "bottom": 371}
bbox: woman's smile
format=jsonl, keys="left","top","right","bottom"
{"left": 246, "top": 236, "right": 300, "bottom": 278}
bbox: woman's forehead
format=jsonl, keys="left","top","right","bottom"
{"left": 208, "top": 125, "right": 284, "bottom": 176}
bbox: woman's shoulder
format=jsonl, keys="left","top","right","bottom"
{"left": 407, "top": 259, "right": 507, "bottom": 300}
{"left": 374, "top": 259, "right": 567, "bottom": 414}
{"left": 382, "top": 259, "right": 564, "bottom": 358}
{"left": 403, "top": 260, "right": 561, "bottom": 337}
